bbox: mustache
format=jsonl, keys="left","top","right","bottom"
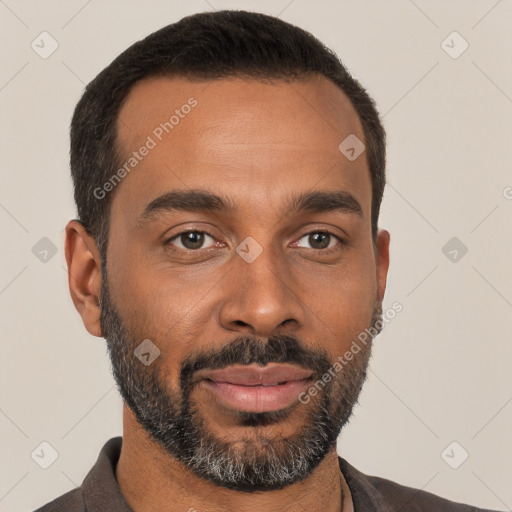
{"left": 179, "top": 334, "right": 332, "bottom": 389}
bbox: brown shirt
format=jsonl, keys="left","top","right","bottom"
{"left": 33, "top": 437, "right": 501, "bottom": 512}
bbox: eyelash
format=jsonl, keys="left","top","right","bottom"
{"left": 164, "top": 229, "right": 345, "bottom": 253}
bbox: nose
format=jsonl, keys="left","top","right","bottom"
{"left": 218, "top": 242, "right": 306, "bottom": 338}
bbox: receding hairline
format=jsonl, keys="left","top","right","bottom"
{"left": 114, "top": 71, "right": 366, "bottom": 166}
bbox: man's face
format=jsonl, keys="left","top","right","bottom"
{"left": 100, "top": 75, "right": 389, "bottom": 491}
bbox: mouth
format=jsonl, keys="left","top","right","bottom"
{"left": 195, "top": 364, "right": 314, "bottom": 413}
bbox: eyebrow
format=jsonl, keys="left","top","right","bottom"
{"left": 136, "top": 188, "right": 363, "bottom": 227}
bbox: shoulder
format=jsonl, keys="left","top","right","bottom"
{"left": 368, "top": 474, "right": 488, "bottom": 511}
{"left": 338, "top": 456, "right": 499, "bottom": 512}
{"left": 32, "top": 487, "right": 85, "bottom": 512}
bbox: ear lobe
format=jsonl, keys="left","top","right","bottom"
{"left": 375, "top": 228, "right": 390, "bottom": 305}
{"left": 65, "top": 220, "right": 103, "bottom": 338}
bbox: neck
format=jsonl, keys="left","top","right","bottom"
{"left": 116, "top": 406, "right": 344, "bottom": 512}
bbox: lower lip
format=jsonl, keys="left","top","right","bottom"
{"left": 201, "top": 378, "right": 312, "bottom": 412}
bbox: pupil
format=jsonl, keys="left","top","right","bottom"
{"left": 183, "top": 232, "right": 204, "bottom": 249}
{"left": 310, "top": 232, "right": 329, "bottom": 249}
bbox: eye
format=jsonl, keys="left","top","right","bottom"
{"left": 295, "top": 230, "right": 343, "bottom": 250}
{"left": 166, "top": 230, "right": 217, "bottom": 251}
{"left": 165, "top": 229, "right": 344, "bottom": 253}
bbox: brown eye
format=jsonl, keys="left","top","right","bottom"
{"left": 167, "top": 231, "right": 216, "bottom": 250}
{"left": 296, "top": 231, "right": 341, "bottom": 250}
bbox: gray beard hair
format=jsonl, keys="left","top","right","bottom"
{"left": 99, "top": 262, "right": 383, "bottom": 491}
{"left": 185, "top": 400, "right": 334, "bottom": 488}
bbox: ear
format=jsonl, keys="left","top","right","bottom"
{"left": 64, "top": 220, "right": 103, "bottom": 338}
{"left": 374, "top": 228, "right": 390, "bottom": 305}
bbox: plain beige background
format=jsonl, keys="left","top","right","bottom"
{"left": 1, "top": 1, "right": 511, "bottom": 510}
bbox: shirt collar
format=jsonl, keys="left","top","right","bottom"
{"left": 81, "top": 437, "right": 133, "bottom": 511}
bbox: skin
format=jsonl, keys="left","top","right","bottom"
{"left": 65, "top": 75, "right": 390, "bottom": 511}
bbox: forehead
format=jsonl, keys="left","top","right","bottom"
{"left": 111, "top": 75, "right": 371, "bottom": 225}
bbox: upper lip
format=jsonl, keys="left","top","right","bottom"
{"left": 195, "top": 363, "right": 314, "bottom": 386}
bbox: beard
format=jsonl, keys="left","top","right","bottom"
{"left": 100, "top": 263, "right": 383, "bottom": 492}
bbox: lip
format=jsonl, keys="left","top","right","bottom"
{"left": 195, "top": 363, "right": 314, "bottom": 412}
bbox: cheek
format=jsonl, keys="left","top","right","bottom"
{"left": 298, "top": 250, "right": 377, "bottom": 345}
{"left": 112, "top": 265, "right": 215, "bottom": 367}
{"left": 307, "top": 275, "right": 375, "bottom": 341}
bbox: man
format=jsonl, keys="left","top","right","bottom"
{"left": 35, "top": 10, "right": 500, "bottom": 512}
